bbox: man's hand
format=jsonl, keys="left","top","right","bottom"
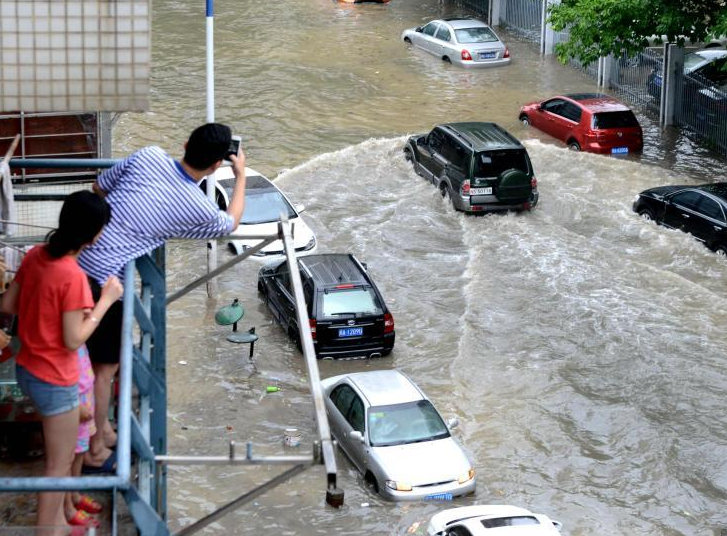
{"left": 227, "top": 149, "right": 247, "bottom": 229}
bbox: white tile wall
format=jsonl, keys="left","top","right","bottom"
{"left": 0, "top": 0, "right": 150, "bottom": 112}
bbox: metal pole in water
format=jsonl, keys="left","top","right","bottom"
{"left": 205, "top": 0, "right": 218, "bottom": 298}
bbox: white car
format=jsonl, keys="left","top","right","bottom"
{"left": 201, "top": 165, "right": 317, "bottom": 259}
{"left": 427, "top": 505, "right": 563, "bottom": 536}
{"left": 321, "top": 370, "right": 475, "bottom": 501}
{"left": 402, "top": 18, "right": 510, "bottom": 68}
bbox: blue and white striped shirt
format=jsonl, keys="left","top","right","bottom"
{"left": 79, "top": 146, "right": 234, "bottom": 284}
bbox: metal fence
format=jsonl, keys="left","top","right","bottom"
{"left": 677, "top": 70, "right": 727, "bottom": 154}
{"left": 452, "top": 0, "right": 490, "bottom": 16}
{"left": 609, "top": 49, "right": 664, "bottom": 114}
{"left": 500, "top": 0, "right": 542, "bottom": 42}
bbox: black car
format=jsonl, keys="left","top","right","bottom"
{"left": 257, "top": 254, "right": 395, "bottom": 359}
{"left": 633, "top": 183, "right": 727, "bottom": 255}
{"left": 403, "top": 122, "right": 538, "bottom": 213}
{"left": 647, "top": 49, "right": 727, "bottom": 100}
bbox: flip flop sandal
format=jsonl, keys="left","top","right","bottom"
{"left": 75, "top": 494, "right": 103, "bottom": 514}
{"left": 68, "top": 509, "right": 100, "bottom": 528}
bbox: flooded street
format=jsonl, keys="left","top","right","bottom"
{"left": 115, "top": 0, "right": 727, "bottom": 534}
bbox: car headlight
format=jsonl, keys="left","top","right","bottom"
{"left": 632, "top": 195, "right": 640, "bottom": 204}
{"left": 385, "top": 480, "right": 413, "bottom": 492}
{"left": 457, "top": 468, "right": 475, "bottom": 484}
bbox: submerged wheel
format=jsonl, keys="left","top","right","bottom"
{"left": 365, "top": 472, "right": 379, "bottom": 493}
{"left": 441, "top": 185, "right": 455, "bottom": 208}
{"left": 638, "top": 208, "right": 654, "bottom": 221}
{"left": 568, "top": 140, "right": 581, "bottom": 151}
{"left": 404, "top": 37, "right": 411, "bottom": 44}
{"left": 519, "top": 114, "right": 530, "bottom": 126}
{"left": 442, "top": 56, "right": 451, "bottom": 63}
{"left": 715, "top": 244, "right": 727, "bottom": 257}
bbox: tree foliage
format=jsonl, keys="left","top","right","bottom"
{"left": 548, "top": 0, "right": 727, "bottom": 65}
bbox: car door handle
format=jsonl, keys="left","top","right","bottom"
{"left": 681, "top": 214, "right": 690, "bottom": 218}
{"left": 715, "top": 226, "right": 722, "bottom": 231}
{"left": 433, "top": 154, "right": 447, "bottom": 164}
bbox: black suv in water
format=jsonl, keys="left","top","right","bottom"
{"left": 257, "top": 254, "right": 395, "bottom": 359}
{"left": 404, "top": 122, "right": 538, "bottom": 213}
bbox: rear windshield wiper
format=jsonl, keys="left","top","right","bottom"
{"left": 330, "top": 312, "right": 358, "bottom": 316}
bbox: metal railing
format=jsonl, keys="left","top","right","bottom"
{"left": 676, "top": 70, "right": 727, "bottom": 153}
{"left": 609, "top": 49, "right": 664, "bottom": 114}
{"left": 0, "top": 158, "right": 341, "bottom": 535}
{"left": 500, "top": 0, "right": 543, "bottom": 42}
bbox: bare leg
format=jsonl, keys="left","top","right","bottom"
{"left": 85, "top": 362, "right": 117, "bottom": 466}
{"left": 64, "top": 454, "right": 84, "bottom": 519}
{"left": 37, "top": 407, "right": 79, "bottom": 535}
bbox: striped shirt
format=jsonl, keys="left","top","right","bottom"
{"left": 79, "top": 146, "right": 234, "bottom": 284}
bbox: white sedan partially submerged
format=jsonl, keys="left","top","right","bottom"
{"left": 321, "top": 370, "right": 475, "bottom": 501}
{"left": 427, "top": 505, "right": 563, "bottom": 536}
{"left": 200, "top": 165, "right": 317, "bottom": 259}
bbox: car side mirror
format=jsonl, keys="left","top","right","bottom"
{"left": 447, "top": 417, "right": 459, "bottom": 429}
{"left": 361, "top": 262, "right": 368, "bottom": 270}
{"left": 350, "top": 430, "right": 365, "bottom": 443}
{"left": 416, "top": 137, "right": 426, "bottom": 147}
{"left": 552, "top": 520, "right": 563, "bottom": 530}
{"left": 415, "top": 26, "right": 422, "bottom": 32}
{"left": 295, "top": 203, "right": 306, "bottom": 213}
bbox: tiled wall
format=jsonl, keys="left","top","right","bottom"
{"left": 0, "top": 1, "right": 150, "bottom": 112}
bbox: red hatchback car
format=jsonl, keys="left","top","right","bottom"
{"left": 519, "top": 93, "right": 643, "bottom": 154}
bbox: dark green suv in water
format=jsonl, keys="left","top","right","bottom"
{"left": 404, "top": 122, "right": 538, "bottom": 213}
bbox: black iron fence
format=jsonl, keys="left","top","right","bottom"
{"left": 677, "top": 70, "right": 727, "bottom": 153}
{"left": 609, "top": 49, "right": 664, "bottom": 115}
{"left": 500, "top": 0, "right": 542, "bottom": 43}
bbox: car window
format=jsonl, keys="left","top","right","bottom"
{"left": 697, "top": 195, "right": 726, "bottom": 221}
{"left": 422, "top": 22, "right": 439, "bottom": 37}
{"left": 435, "top": 26, "right": 451, "bottom": 42}
{"left": 347, "top": 396, "right": 365, "bottom": 433}
{"left": 670, "top": 190, "right": 702, "bottom": 211}
{"left": 321, "top": 287, "right": 382, "bottom": 317}
{"left": 481, "top": 516, "right": 541, "bottom": 528}
{"left": 592, "top": 111, "right": 639, "bottom": 129}
{"left": 454, "top": 27, "right": 498, "bottom": 44}
{"left": 474, "top": 149, "right": 529, "bottom": 177}
{"left": 560, "top": 101, "right": 583, "bottom": 123}
{"left": 274, "top": 264, "right": 291, "bottom": 292}
{"left": 428, "top": 129, "right": 446, "bottom": 153}
{"left": 696, "top": 57, "right": 727, "bottom": 83}
{"left": 330, "top": 384, "right": 356, "bottom": 417}
{"left": 445, "top": 526, "right": 474, "bottom": 536}
{"left": 439, "top": 136, "right": 468, "bottom": 170}
{"left": 368, "top": 400, "right": 450, "bottom": 447}
{"left": 242, "top": 188, "right": 297, "bottom": 225}
{"left": 542, "top": 99, "right": 565, "bottom": 115}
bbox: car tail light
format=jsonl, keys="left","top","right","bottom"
{"left": 461, "top": 179, "right": 471, "bottom": 195}
{"left": 309, "top": 319, "right": 317, "bottom": 340}
{"left": 384, "top": 313, "right": 394, "bottom": 334}
{"left": 531, "top": 177, "right": 537, "bottom": 190}
{"left": 461, "top": 49, "right": 472, "bottom": 61}
{"left": 334, "top": 284, "right": 355, "bottom": 289}
{"left": 523, "top": 201, "right": 532, "bottom": 211}
{"left": 504, "top": 47, "right": 510, "bottom": 58}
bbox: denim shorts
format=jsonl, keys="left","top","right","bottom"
{"left": 15, "top": 364, "right": 79, "bottom": 417}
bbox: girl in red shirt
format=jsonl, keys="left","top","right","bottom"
{"left": 1, "top": 191, "right": 123, "bottom": 535}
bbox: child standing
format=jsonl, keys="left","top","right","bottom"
{"left": 1, "top": 190, "right": 123, "bottom": 535}
{"left": 64, "top": 345, "right": 102, "bottom": 529}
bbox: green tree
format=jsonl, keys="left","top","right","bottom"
{"left": 548, "top": 0, "right": 727, "bottom": 65}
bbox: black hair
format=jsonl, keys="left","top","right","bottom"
{"left": 183, "top": 123, "right": 232, "bottom": 170}
{"left": 45, "top": 190, "right": 110, "bottom": 258}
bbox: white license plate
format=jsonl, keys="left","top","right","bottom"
{"left": 480, "top": 52, "right": 496, "bottom": 59}
{"left": 470, "top": 187, "right": 493, "bottom": 195}
{"left": 611, "top": 147, "right": 628, "bottom": 154}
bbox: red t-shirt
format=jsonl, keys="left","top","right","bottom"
{"left": 15, "top": 246, "right": 94, "bottom": 386}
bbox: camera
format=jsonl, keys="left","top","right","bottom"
{"left": 225, "top": 135, "right": 241, "bottom": 161}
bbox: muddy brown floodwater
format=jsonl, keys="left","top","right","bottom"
{"left": 110, "top": 0, "right": 727, "bottom": 534}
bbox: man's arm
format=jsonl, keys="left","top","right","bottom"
{"left": 226, "top": 150, "right": 246, "bottom": 230}
{"left": 92, "top": 181, "right": 107, "bottom": 198}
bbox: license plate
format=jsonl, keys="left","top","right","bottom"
{"left": 425, "top": 493, "right": 453, "bottom": 501}
{"left": 338, "top": 327, "right": 363, "bottom": 338}
{"left": 480, "top": 52, "right": 496, "bottom": 59}
{"left": 611, "top": 147, "right": 628, "bottom": 154}
{"left": 470, "top": 187, "right": 493, "bottom": 195}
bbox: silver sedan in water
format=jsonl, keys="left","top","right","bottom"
{"left": 321, "top": 370, "right": 475, "bottom": 501}
{"left": 402, "top": 18, "right": 510, "bottom": 68}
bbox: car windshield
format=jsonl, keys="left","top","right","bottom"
{"left": 474, "top": 150, "right": 528, "bottom": 177}
{"left": 321, "top": 287, "right": 382, "bottom": 317}
{"left": 592, "top": 111, "right": 639, "bottom": 129}
{"left": 368, "top": 400, "right": 450, "bottom": 447}
{"left": 455, "top": 27, "right": 498, "bottom": 44}
{"left": 242, "top": 189, "right": 297, "bottom": 225}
